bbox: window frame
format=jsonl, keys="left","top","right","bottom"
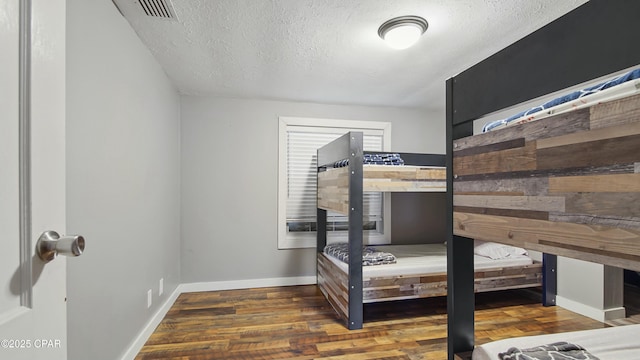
{"left": 278, "top": 116, "right": 392, "bottom": 249}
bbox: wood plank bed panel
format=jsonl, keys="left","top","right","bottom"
{"left": 363, "top": 273, "right": 448, "bottom": 302}
{"left": 317, "top": 165, "right": 446, "bottom": 214}
{"left": 456, "top": 164, "right": 637, "bottom": 183}
{"left": 365, "top": 165, "right": 446, "bottom": 193}
{"left": 363, "top": 178, "right": 447, "bottom": 192}
{"left": 316, "top": 163, "right": 448, "bottom": 212}
{"left": 590, "top": 92, "right": 640, "bottom": 129}
{"left": 548, "top": 173, "right": 640, "bottom": 193}
{"left": 320, "top": 253, "right": 542, "bottom": 305}
{"left": 453, "top": 212, "right": 640, "bottom": 271}
{"left": 317, "top": 253, "right": 349, "bottom": 324}
{"left": 453, "top": 109, "right": 590, "bottom": 151}
{"left": 454, "top": 206, "right": 549, "bottom": 221}
{"left": 363, "top": 165, "right": 446, "bottom": 180}
{"left": 536, "top": 134, "right": 640, "bottom": 170}
{"left": 453, "top": 141, "right": 537, "bottom": 177}
{"left": 452, "top": 138, "right": 525, "bottom": 158}
{"left": 527, "top": 242, "right": 640, "bottom": 273}
{"left": 536, "top": 121, "right": 640, "bottom": 150}
{"left": 563, "top": 192, "right": 640, "bottom": 218}
{"left": 317, "top": 166, "right": 350, "bottom": 215}
{"left": 454, "top": 178, "right": 548, "bottom": 196}
{"left": 454, "top": 195, "right": 565, "bottom": 212}
{"left": 548, "top": 212, "right": 640, "bottom": 231}
{"left": 453, "top": 94, "right": 640, "bottom": 269}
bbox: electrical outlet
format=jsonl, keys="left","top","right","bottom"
{"left": 147, "top": 289, "right": 152, "bottom": 308}
{"left": 159, "top": 278, "right": 164, "bottom": 296}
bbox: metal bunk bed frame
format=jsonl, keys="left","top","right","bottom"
{"left": 445, "top": 1, "right": 640, "bottom": 359}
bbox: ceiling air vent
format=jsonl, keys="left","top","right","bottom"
{"left": 137, "top": 0, "right": 177, "bottom": 20}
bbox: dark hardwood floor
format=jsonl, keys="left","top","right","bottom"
{"left": 135, "top": 286, "right": 608, "bottom": 359}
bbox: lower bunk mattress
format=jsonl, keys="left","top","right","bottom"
{"left": 472, "top": 323, "right": 640, "bottom": 360}
{"left": 318, "top": 243, "right": 542, "bottom": 305}
{"left": 325, "top": 243, "right": 534, "bottom": 278}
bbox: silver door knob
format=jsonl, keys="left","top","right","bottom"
{"left": 36, "top": 230, "right": 85, "bottom": 263}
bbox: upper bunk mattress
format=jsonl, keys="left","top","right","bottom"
{"left": 472, "top": 323, "right": 640, "bottom": 360}
{"left": 324, "top": 243, "right": 533, "bottom": 278}
{"left": 482, "top": 68, "right": 640, "bottom": 132}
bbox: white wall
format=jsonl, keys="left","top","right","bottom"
{"left": 66, "top": 1, "right": 181, "bottom": 360}
{"left": 180, "top": 96, "right": 443, "bottom": 283}
{"left": 558, "top": 258, "right": 625, "bottom": 321}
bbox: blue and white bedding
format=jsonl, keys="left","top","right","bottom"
{"left": 498, "top": 342, "right": 599, "bottom": 360}
{"left": 324, "top": 242, "right": 396, "bottom": 266}
{"left": 324, "top": 243, "right": 533, "bottom": 278}
{"left": 473, "top": 324, "right": 640, "bottom": 360}
{"left": 334, "top": 153, "right": 404, "bottom": 168}
{"left": 482, "top": 68, "right": 640, "bottom": 133}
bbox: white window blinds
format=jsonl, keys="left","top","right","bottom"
{"left": 285, "top": 127, "right": 384, "bottom": 233}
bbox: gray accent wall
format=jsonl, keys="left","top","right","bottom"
{"left": 180, "top": 96, "right": 444, "bottom": 283}
{"left": 66, "top": 1, "right": 181, "bottom": 360}
{"left": 390, "top": 193, "right": 447, "bottom": 245}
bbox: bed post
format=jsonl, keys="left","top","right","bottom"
{"left": 447, "top": 78, "right": 475, "bottom": 359}
{"left": 317, "top": 208, "right": 327, "bottom": 253}
{"left": 317, "top": 132, "right": 365, "bottom": 329}
{"left": 317, "top": 206, "right": 327, "bottom": 295}
{"left": 317, "top": 153, "right": 328, "bottom": 305}
{"left": 347, "top": 132, "right": 364, "bottom": 330}
{"left": 543, "top": 254, "right": 557, "bottom": 306}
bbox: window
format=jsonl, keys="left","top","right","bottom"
{"left": 278, "top": 117, "right": 391, "bottom": 249}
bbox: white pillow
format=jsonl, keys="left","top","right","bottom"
{"left": 474, "top": 240, "right": 528, "bottom": 260}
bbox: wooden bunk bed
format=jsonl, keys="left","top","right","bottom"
{"left": 445, "top": 1, "right": 640, "bottom": 359}
{"left": 316, "top": 132, "right": 544, "bottom": 330}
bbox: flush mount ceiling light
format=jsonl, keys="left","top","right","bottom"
{"left": 378, "top": 15, "right": 428, "bottom": 50}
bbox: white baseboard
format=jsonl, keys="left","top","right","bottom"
{"left": 556, "top": 295, "right": 626, "bottom": 322}
{"left": 603, "top": 306, "right": 627, "bottom": 321}
{"left": 119, "top": 286, "right": 181, "bottom": 360}
{"left": 178, "top": 276, "right": 317, "bottom": 293}
{"left": 119, "top": 276, "right": 317, "bottom": 360}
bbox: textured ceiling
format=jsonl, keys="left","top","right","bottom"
{"left": 112, "top": 0, "right": 587, "bottom": 110}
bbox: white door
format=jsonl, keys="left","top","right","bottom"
{"left": 0, "top": 0, "right": 69, "bottom": 359}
